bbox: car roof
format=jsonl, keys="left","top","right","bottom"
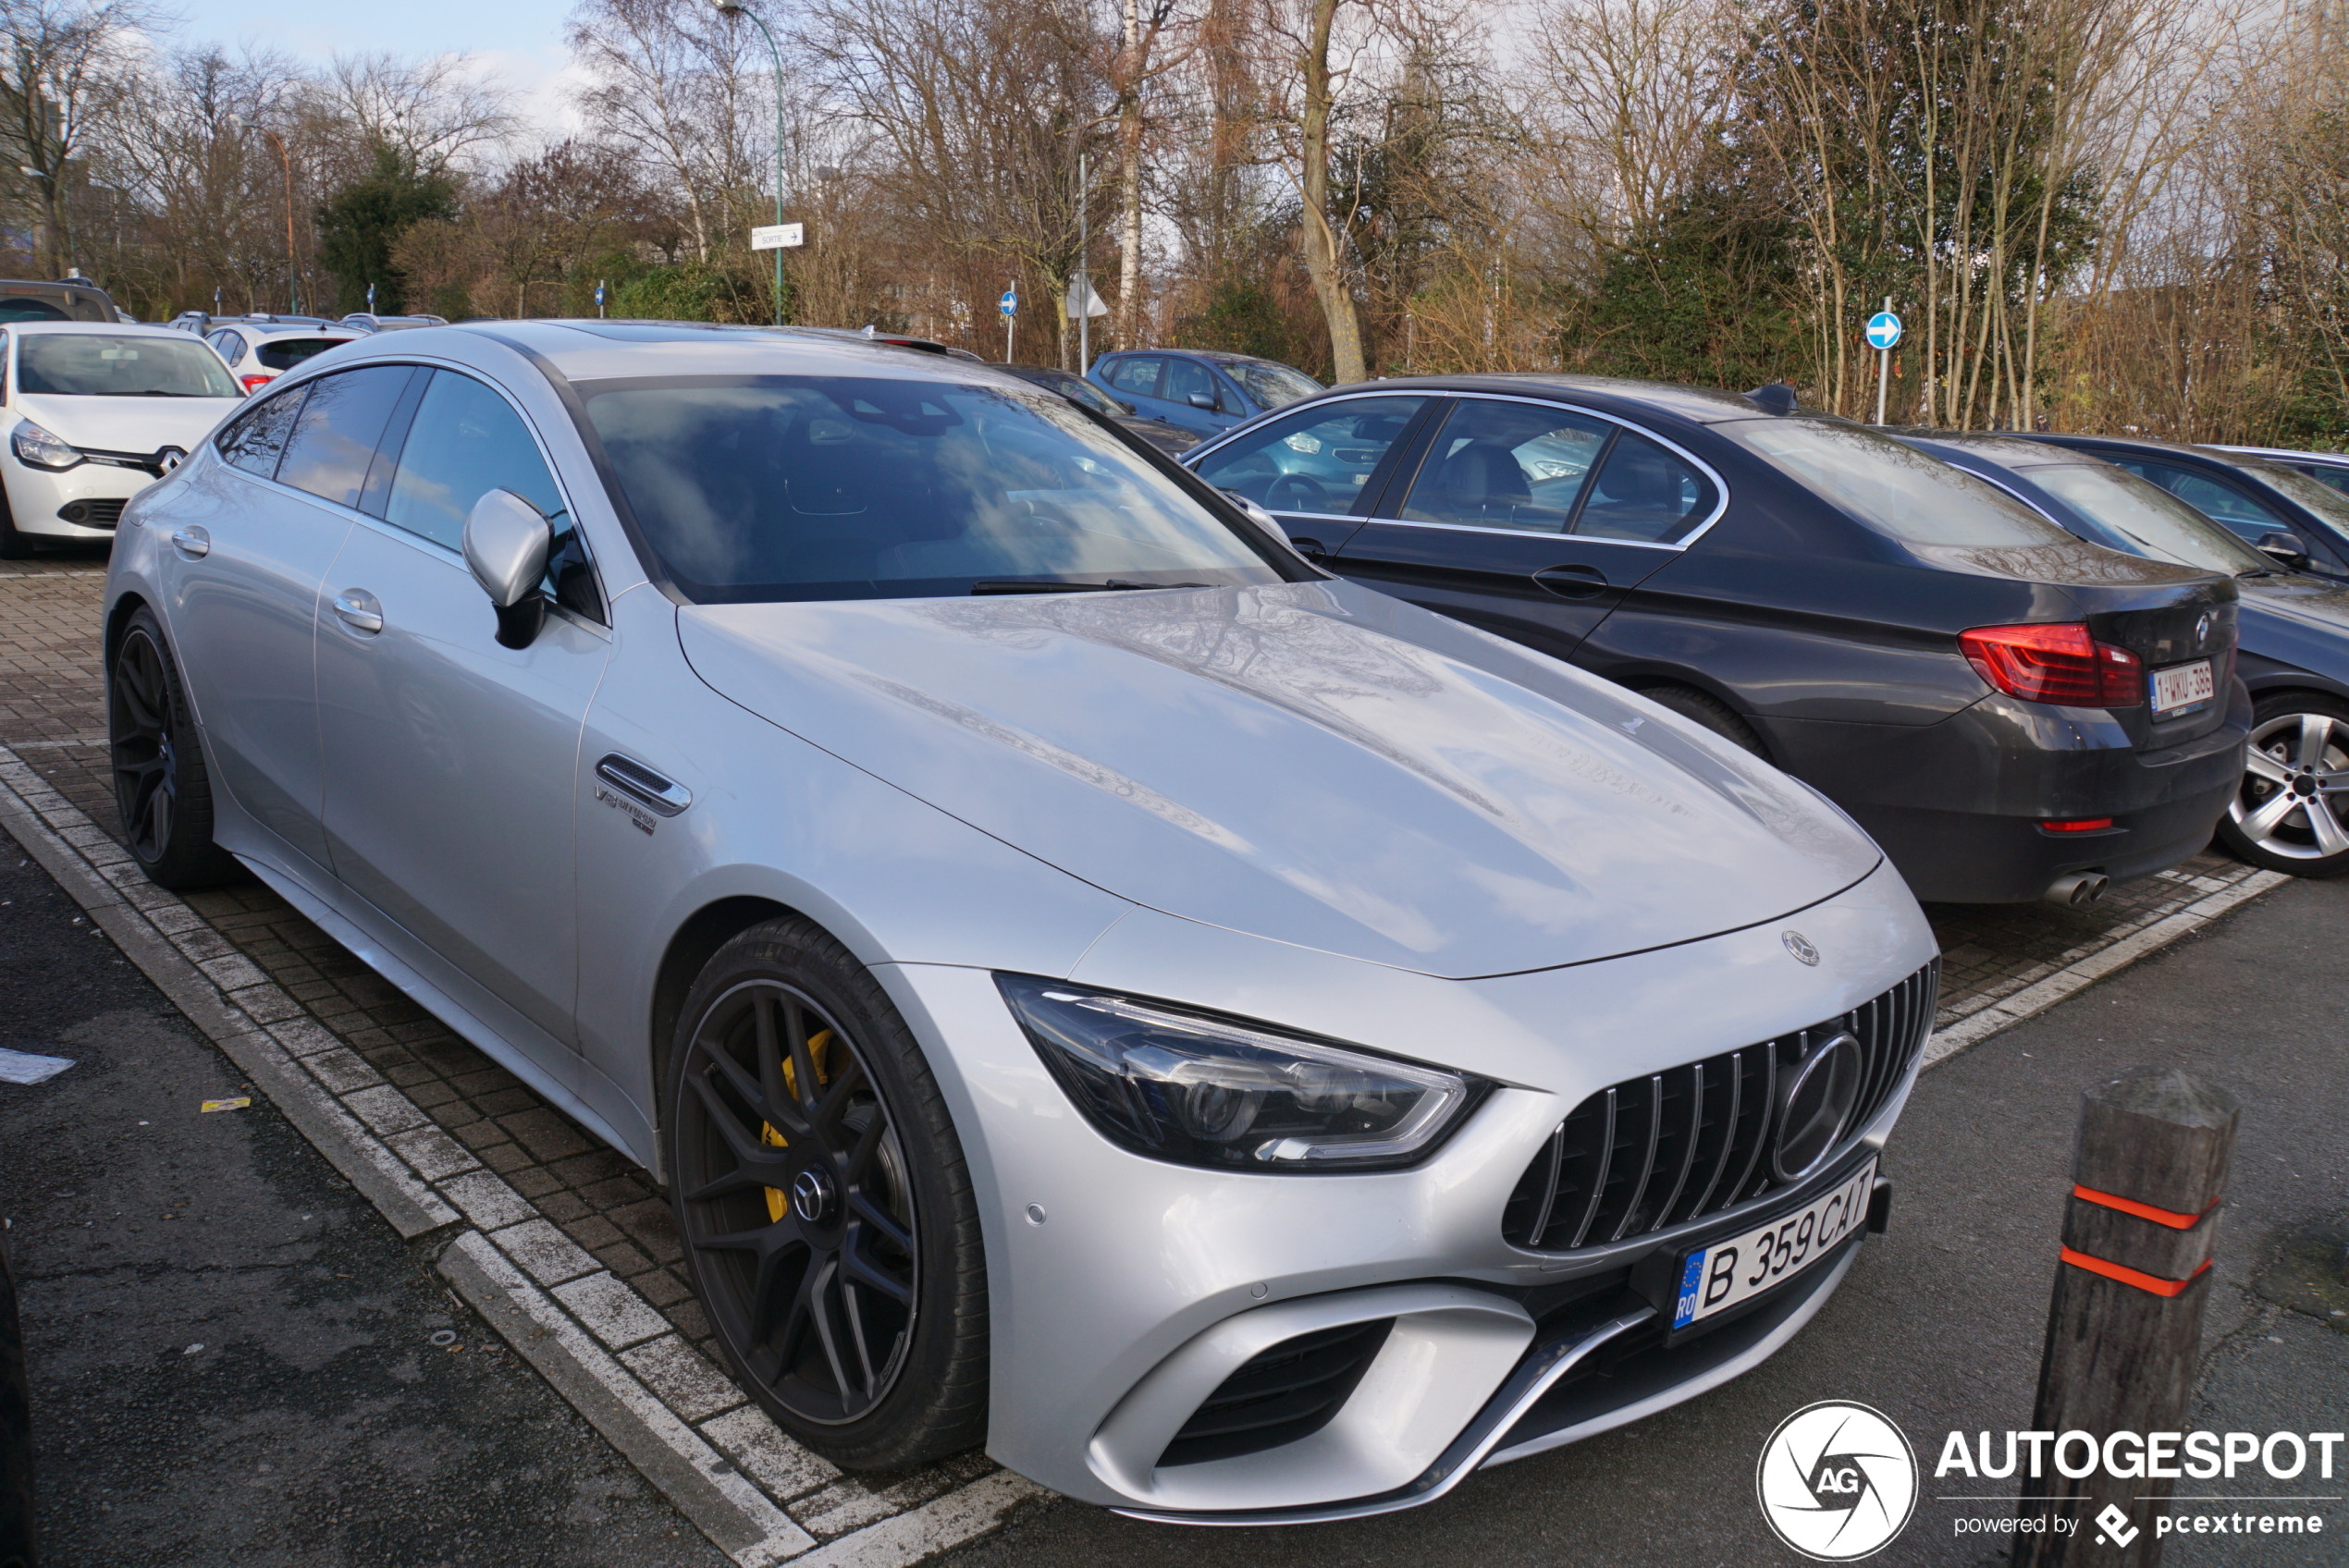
{"left": 2216, "top": 444, "right": 2349, "bottom": 467}
{"left": 1269, "top": 372, "right": 1778, "bottom": 425}
{"left": 9, "top": 319, "right": 194, "bottom": 337}
{"left": 327, "top": 319, "right": 1051, "bottom": 391}
{"left": 1893, "top": 430, "right": 2102, "bottom": 470}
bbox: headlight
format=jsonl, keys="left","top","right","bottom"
{"left": 995, "top": 974, "right": 1482, "bottom": 1171}
{"left": 11, "top": 420, "right": 80, "bottom": 471}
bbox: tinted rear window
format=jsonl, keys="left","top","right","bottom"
{"left": 257, "top": 337, "right": 349, "bottom": 372}
{"left": 1720, "top": 418, "right": 2074, "bottom": 546}
{"left": 578, "top": 374, "right": 1291, "bottom": 603}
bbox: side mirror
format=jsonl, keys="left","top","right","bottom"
{"left": 1115, "top": 397, "right": 1137, "bottom": 415}
{"left": 463, "top": 487, "right": 553, "bottom": 648}
{"left": 2257, "top": 531, "right": 2311, "bottom": 568}
{"left": 1187, "top": 392, "right": 1217, "bottom": 410}
{"left": 1223, "top": 488, "right": 1316, "bottom": 561}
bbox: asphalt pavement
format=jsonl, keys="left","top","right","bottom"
{"left": 937, "top": 876, "right": 2349, "bottom": 1568}
{"left": 0, "top": 845, "right": 727, "bottom": 1567}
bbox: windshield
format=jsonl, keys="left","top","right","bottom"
{"left": 1224, "top": 360, "right": 1322, "bottom": 410}
{"left": 1720, "top": 418, "right": 2075, "bottom": 546}
{"left": 579, "top": 374, "right": 1292, "bottom": 604}
{"left": 2023, "top": 463, "right": 2272, "bottom": 575}
{"left": 18, "top": 333, "right": 240, "bottom": 398}
{"left": 2241, "top": 459, "right": 2349, "bottom": 534}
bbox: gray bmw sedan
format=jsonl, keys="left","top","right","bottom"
{"left": 104, "top": 322, "right": 1936, "bottom": 1522}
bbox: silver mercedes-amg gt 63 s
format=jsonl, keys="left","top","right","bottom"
{"left": 104, "top": 322, "right": 1937, "bottom": 1522}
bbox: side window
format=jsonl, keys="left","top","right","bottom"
{"left": 2292, "top": 462, "right": 2349, "bottom": 496}
{"left": 274, "top": 365, "right": 419, "bottom": 509}
{"left": 1400, "top": 399, "right": 1612, "bottom": 534}
{"left": 2114, "top": 459, "right": 2286, "bottom": 542}
{"left": 1102, "top": 356, "right": 1162, "bottom": 398}
{"left": 383, "top": 370, "right": 599, "bottom": 618}
{"left": 215, "top": 383, "right": 310, "bottom": 476}
{"left": 1191, "top": 396, "right": 1429, "bottom": 516}
{"left": 207, "top": 330, "right": 241, "bottom": 365}
{"left": 1162, "top": 357, "right": 1215, "bottom": 410}
{"left": 1575, "top": 429, "right": 1717, "bottom": 544}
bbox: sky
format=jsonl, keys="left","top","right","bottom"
{"left": 188, "top": 0, "right": 585, "bottom": 135}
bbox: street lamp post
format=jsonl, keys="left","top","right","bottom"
{"left": 226, "top": 114, "right": 299, "bottom": 316}
{"left": 717, "top": 0, "right": 789, "bottom": 328}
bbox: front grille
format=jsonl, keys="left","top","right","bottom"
{"left": 1502, "top": 962, "right": 1937, "bottom": 1252}
{"left": 55, "top": 497, "right": 123, "bottom": 528}
{"left": 1158, "top": 1318, "right": 1394, "bottom": 1468}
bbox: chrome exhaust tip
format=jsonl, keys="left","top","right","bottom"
{"left": 2045, "top": 871, "right": 2109, "bottom": 907}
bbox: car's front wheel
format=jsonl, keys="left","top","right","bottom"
{"left": 107, "top": 606, "right": 241, "bottom": 888}
{"left": 2218, "top": 692, "right": 2349, "bottom": 876}
{"left": 664, "top": 917, "right": 988, "bottom": 1469}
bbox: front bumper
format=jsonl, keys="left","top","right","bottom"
{"left": 1763, "top": 683, "right": 2252, "bottom": 902}
{"left": 5, "top": 454, "right": 156, "bottom": 539}
{"left": 876, "top": 858, "right": 1936, "bottom": 1516}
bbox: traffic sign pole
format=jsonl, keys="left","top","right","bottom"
{"left": 1866, "top": 299, "right": 1904, "bottom": 425}
{"left": 1002, "top": 285, "right": 1017, "bottom": 361}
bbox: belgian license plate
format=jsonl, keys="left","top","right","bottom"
{"left": 1670, "top": 1158, "right": 1876, "bottom": 1332}
{"left": 2151, "top": 658, "right": 2215, "bottom": 717}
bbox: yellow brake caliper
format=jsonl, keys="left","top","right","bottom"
{"left": 764, "top": 1029, "right": 834, "bottom": 1222}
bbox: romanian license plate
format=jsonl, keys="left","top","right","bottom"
{"left": 2151, "top": 658, "right": 2215, "bottom": 717}
{"left": 1669, "top": 1158, "right": 1876, "bottom": 1333}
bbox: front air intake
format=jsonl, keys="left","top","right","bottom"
{"left": 1501, "top": 962, "right": 1937, "bottom": 1252}
{"left": 1156, "top": 1318, "right": 1395, "bottom": 1468}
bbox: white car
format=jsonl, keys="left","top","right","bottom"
{"left": 204, "top": 319, "right": 364, "bottom": 395}
{"left": 0, "top": 322, "right": 245, "bottom": 557}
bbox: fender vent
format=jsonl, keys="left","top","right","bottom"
{"left": 1157, "top": 1318, "right": 1394, "bottom": 1468}
{"left": 1502, "top": 961, "right": 1937, "bottom": 1252}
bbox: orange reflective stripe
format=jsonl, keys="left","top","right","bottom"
{"left": 2072, "top": 1182, "right": 2213, "bottom": 1230}
{"left": 2060, "top": 1246, "right": 2211, "bottom": 1298}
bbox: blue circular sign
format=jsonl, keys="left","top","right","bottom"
{"left": 1000, "top": 289, "right": 1018, "bottom": 317}
{"left": 1865, "top": 311, "right": 1903, "bottom": 350}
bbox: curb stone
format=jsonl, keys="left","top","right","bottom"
{"left": 0, "top": 741, "right": 1041, "bottom": 1565}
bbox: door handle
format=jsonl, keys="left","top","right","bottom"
{"left": 332, "top": 588, "right": 384, "bottom": 635}
{"left": 595, "top": 754, "right": 692, "bottom": 816}
{"left": 169, "top": 525, "right": 209, "bottom": 558}
{"left": 1532, "top": 564, "right": 1609, "bottom": 600}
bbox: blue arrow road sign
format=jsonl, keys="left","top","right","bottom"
{"left": 595, "top": 282, "right": 606, "bottom": 309}
{"left": 1000, "top": 288, "right": 1018, "bottom": 317}
{"left": 1865, "top": 311, "right": 1903, "bottom": 350}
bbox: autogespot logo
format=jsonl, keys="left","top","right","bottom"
{"left": 1757, "top": 1402, "right": 1920, "bottom": 1561}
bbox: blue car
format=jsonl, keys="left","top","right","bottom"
{"left": 1088, "top": 349, "right": 1322, "bottom": 436}
{"left": 1905, "top": 431, "right": 2349, "bottom": 879}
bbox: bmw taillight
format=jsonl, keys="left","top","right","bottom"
{"left": 1958, "top": 622, "right": 2144, "bottom": 707}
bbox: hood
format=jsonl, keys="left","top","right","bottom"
{"left": 678, "top": 582, "right": 1879, "bottom": 979}
{"left": 14, "top": 393, "right": 242, "bottom": 455}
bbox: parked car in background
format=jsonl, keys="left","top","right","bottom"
{"left": 105, "top": 319, "right": 1938, "bottom": 1521}
{"left": 2216, "top": 444, "right": 2349, "bottom": 497}
{"left": 2020, "top": 433, "right": 2349, "bottom": 584}
{"left": 800, "top": 326, "right": 986, "bottom": 361}
{"left": 1186, "top": 374, "right": 2249, "bottom": 905}
{"left": 1089, "top": 349, "right": 1322, "bottom": 437}
{"left": 0, "top": 321, "right": 246, "bottom": 557}
{"left": 204, "top": 318, "right": 363, "bottom": 394}
{"left": 991, "top": 361, "right": 1199, "bottom": 454}
{"left": 1901, "top": 432, "right": 2349, "bottom": 878}
{"left": 338, "top": 312, "right": 450, "bottom": 334}
{"left": 0, "top": 276, "right": 120, "bottom": 325}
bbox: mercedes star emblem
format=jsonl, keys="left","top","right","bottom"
{"left": 1783, "top": 930, "right": 1821, "bottom": 966}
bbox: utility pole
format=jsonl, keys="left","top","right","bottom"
{"left": 1077, "top": 151, "right": 1090, "bottom": 374}
{"left": 227, "top": 116, "right": 299, "bottom": 316}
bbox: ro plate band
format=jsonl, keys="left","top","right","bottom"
{"left": 2071, "top": 1182, "right": 2215, "bottom": 1231}
{"left": 2059, "top": 1245, "right": 2211, "bottom": 1298}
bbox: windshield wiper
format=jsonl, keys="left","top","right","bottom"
{"left": 969, "top": 579, "right": 1211, "bottom": 594}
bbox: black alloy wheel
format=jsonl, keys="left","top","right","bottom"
{"left": 2218, "top": 692, "right": 2349, "bottom": 876}
{"left": 107, "top": 606, "right": 240, "bottom": 889}
{"left": 667, "top": 919, "right": 987, "bottom": 1468}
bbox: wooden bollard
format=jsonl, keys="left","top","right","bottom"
{"left": 2013, "top": 1068, "right": 2239, "bottom": 1566}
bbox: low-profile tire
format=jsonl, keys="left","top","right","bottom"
{"left": 664, "top": 917, "right": 988, "bottom": 1470}
{"left": 1638, "top": 683, "right": 1768, "bottom": 759}
{"left": 107, "top": 606, "right": 241, "bottom": 889}
{"left": 2216, "top": 692, "right": 2349, "bottom": 877}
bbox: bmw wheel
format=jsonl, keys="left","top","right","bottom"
{"left": 665, "top": 918, "right": 988, "bottom": 1469}
{"left": 2218, "top": 693, "right": 2349, "bottom": 876}
{"left": 107, "top": 606, "right": 241, "bottom": 889}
